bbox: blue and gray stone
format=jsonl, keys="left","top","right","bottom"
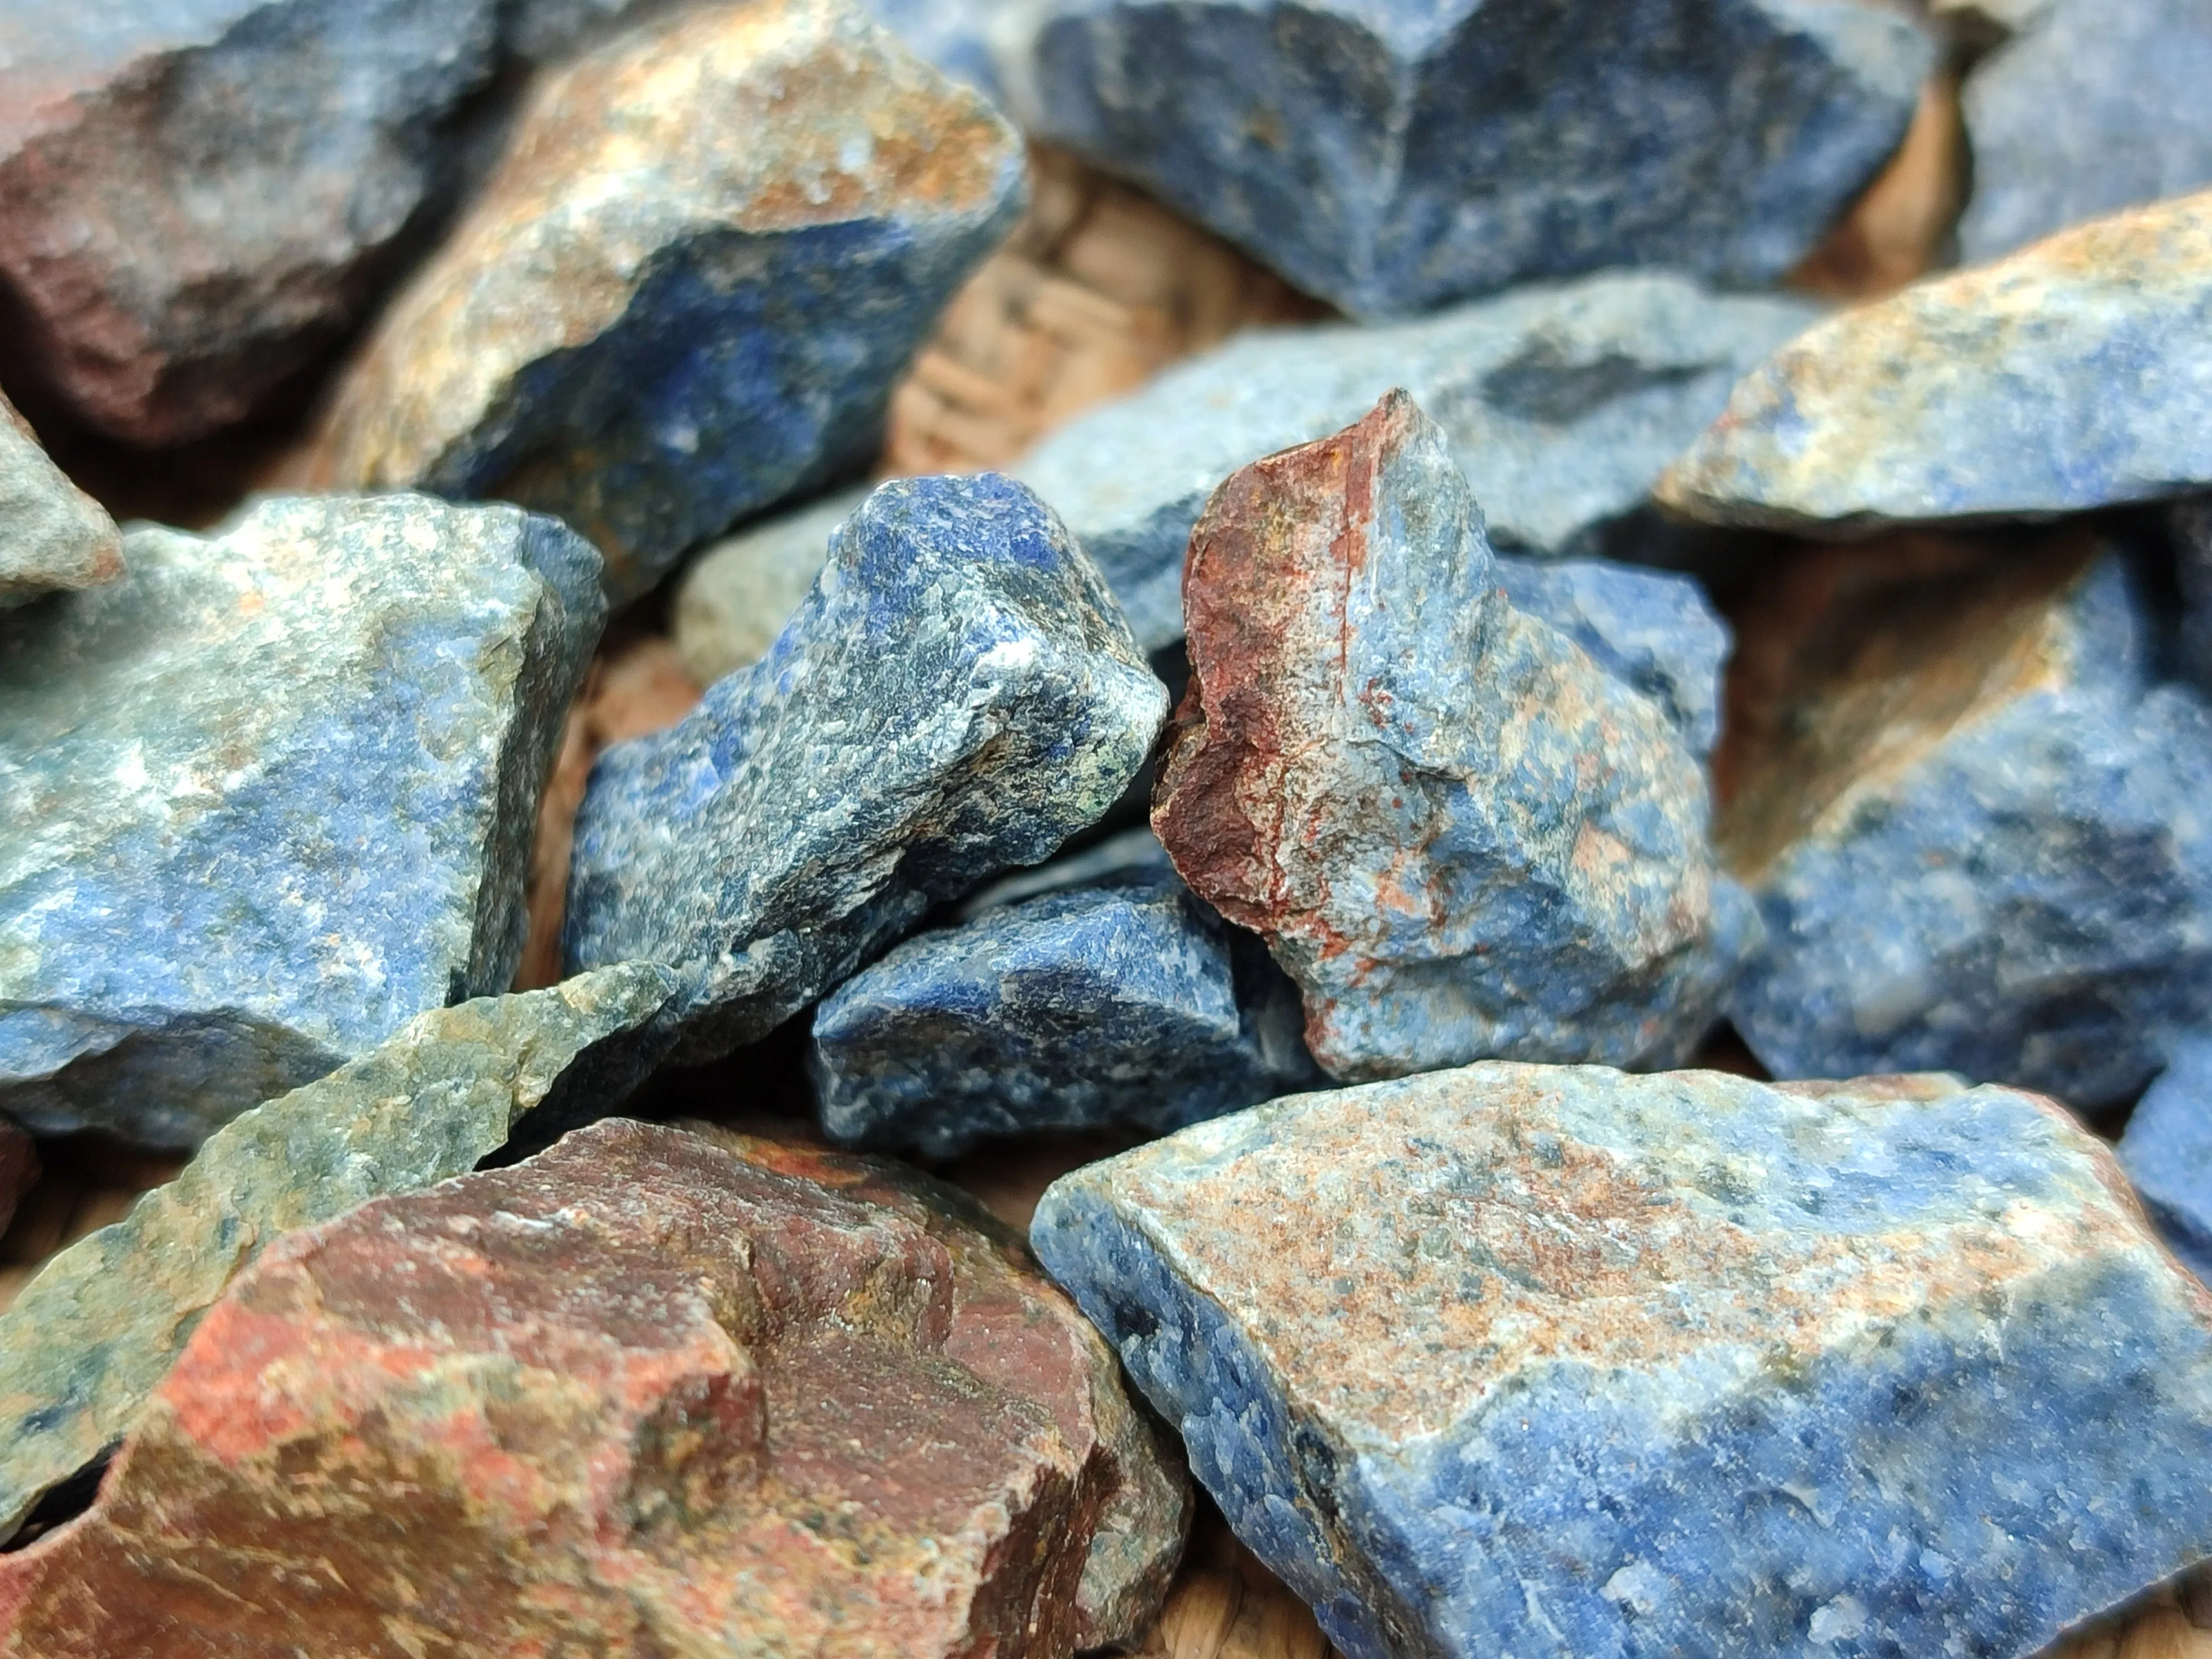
{"left": 969, "top": 0, "right": 1929, "bottom": 317}
{"left": 1014, "top": 270, "right": 1820, "bottom": 653}
{"left": 0, "top": 0, "right": 504, "bottom": 445}
{"left": 565, "top": 472, "right": 1168, "bottom": 1066}
{"left": 1658, "top": 191, "right": 2212, "bottom": 535}
{"left": 306, "top": 0, "right": 1027, "bottom": 601}
{"left": 1719, "top": 532, "right": 2212, "bottom": 1108}
{"left": 0, "top": 494, "right": 604, "bottom": 1146}
{"left": 1493, "top": 554, "right": 1729, "bottom": 758}
{"left": 1032, "top": 1061, "right": 2212, "bottom": 1659}
{"left": 0, "top": 963, "right": 681, "bottom": 1543}
{"left": 1955, "top": 0, "right": 2212, "bottom": 264}
{"left": 812, "top": 865, "right": 1316, "bottom": 1157}
{"left": 955, "top": 823, "right": 1172, "bottom": 918}
{"left": 2120, "top": 1036, "right": 2212, "bottom": 1285}
{"left": 1152, "top": 391, "right": 1751, "bottom": 1083}
{"left": 0, "top": 392, "right": 121, "bottom": 609}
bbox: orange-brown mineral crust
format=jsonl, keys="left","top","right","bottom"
{"left": 0, "top": 1119, "right": 1186, "bottom": 1658}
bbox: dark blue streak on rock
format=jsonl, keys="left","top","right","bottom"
{"left": 562, "top": 473, "right": 1167, "bottom": 1066}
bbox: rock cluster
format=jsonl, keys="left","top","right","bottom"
{"left": 8, "top": 2, "right": 2212, "bottom": 1655}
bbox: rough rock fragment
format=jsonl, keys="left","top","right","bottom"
{"left": 1015, "top": 270, "right": 1819, "bottom": 651}
{"left": 977, "top": 0, "right": 1928, "bottom": 317}
{"left": 0, "top": 394, "right": 121, "bottom": 609}
{"left": 0, "top": 494, "right": 604, "bottom": 1145}
{"left": 0, "top": 964, "right": 679, "bottom": 1543}
{"left": 673, "top": 486, "right": 869, "bottom": 685}
{"left": 0, "top": 1118, "right": 1186, "bottom": 1656}
{"left": 1956, "top": 0, "right": 2212, "bottom": 263}
{"left": 2120, "top": 1037, "right": 2212, "bottom": 1285}
{"left": 1152, "top": 392, "right": 1747, "bottom": 1082}
{"left": 1659, "top": 191, "right": 2212, "bottom": 535}
{"left": 1718, "top": 533, "right": 2212, "bottom": 1107}
{"left": 1493, "top": 554, "right": 1730, "bottom": 758}
{"left": 306, "top": 0, "right": 1027, "bottom": 601}
{"left": 812, "top": 867, "right": 1316, "bottom": 1157}
{"left": 1031, "top": 1062, "right": 2212, "bottom": 1659}
{"left": 566, "top": 472, "right": 1167, "bottom": 1063}
{"left": 0, "top": 0, "right": 501, "bottom": 445}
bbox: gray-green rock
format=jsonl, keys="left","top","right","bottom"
{"left": 0, "top": 963, "right": 679, "bottom": 1542}
{"left": 673, "top": 486, "right": 869, "bottom": 686}
{"left": 0, "top": 494, "right": 604, "bottom": 1146}
{"left": 0, "top": 393, "right": 121, "bottom": 609}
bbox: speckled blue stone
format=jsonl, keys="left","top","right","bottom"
{"left": 1493, "top": 554, "right": 1729, "bottom": 757}
{"left": 2120, "top": 1037, "right": 2212, "bottom": 1285}
{"left": 1033, "top": 1063, "right": 2212, "bottom": 1659}
{"left": 811, "top": 866, "right": 1315, "bottom": 1156}
{"left": 979, "top": 0, "right": 1929, "bottom": 317}
{"left": 563, "top": 473, "right": 1167, "bottom": 1065}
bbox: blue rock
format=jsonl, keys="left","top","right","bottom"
{"left": 1014, "top": 270, "right": 1820, "bottom": 652}
{"left": 962, "top": 0, "right": 1931, "bottom": 318}
{"left": 954, "top": 824, "right": 1172, "bottom": 918}
{"left": 1957, "top": 0, "right": 2212, "bottom": 263}
{"left": 2176, "top": 494, "right": 2212, "bottom": 696}
{"left": 0, "top": 392, "right": 121, "bottom": 609}
{"left": 1151, "top": 392, "right": 1752, "bottom": 1083}
{"left": 2121, "top": 1037, "right": 2212, "bottom": 1285}
{"left": 1658, "top": 191, "right": 2212, "bottom": 534}
{"left": 1493, "top": 554, "right": 1730, "bottom": 757}
{"left": 1720, "top": 535, "right": 2212, "bottom": 1108}
{"left": 811, "top": 865, "right": 1316, "bottom": 1157}
{"left": 1031, "top": 1062, "right": 2212, "bottom": 1659}
{"left": 565, "top": 472, "right": 1168, "bottom": 1065}
{"left": 0, "top": 494, "right": 603, "bottom": 1147}
{"left": 306, "top": 0, "right": 1027, "bottom": 601}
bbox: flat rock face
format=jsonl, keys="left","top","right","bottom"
{"left": 2120, "top": 1036, "right": 2212, "bottom": 1285}
{"left": 1492, "top": 554, "right": 1730, "bottom": 758}
{"left": 1152, "top": 391, "right": 1747, "bottom": 1082}
{"left": 1658, "top": 191, "right": 2212, "bottom": 534}
{"left": 987, "top": 0, "right": 1928, "bottom": 317}
{"left": 1015, "top": 270, "right": 1820, "bottom": 652}
{"left": 812, "top": 866, "right": 1316, "bottom": 1157}
{"left": 0, "top": 494, "right": 604, "bottom": 1145}
{"left": 0, "top": 964, "right": 679, "bottom": 1543}
{"left": 0, "top": 0, "right": 501, "bottom": 444}
{"left": 0, "top": 1118, "right": 1187, "bottom": 1657}
{"left": 1031, "top": 1062, "right": 2212, "bottom": 1659}
{"left": 0, "top": 394, "right": 120, "bottom": 609}
{"left": 566, "top": 472, "right": 1167, "bottom": 1064}
{"left": 1718, "top": 534, "right": 2212, "bottom": 1107}
{"left": 1957, "top": 0, "right": 2212, "bottom": 263}
{"left": 673, "top": 484, "right": 870, "bottom": 686}
{"left": 307, "top": 0, "right": 1027, "bottom": 601}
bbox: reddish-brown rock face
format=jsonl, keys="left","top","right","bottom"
{"left": 0, "top": 1119, "right": 1186, "bottom": 1658}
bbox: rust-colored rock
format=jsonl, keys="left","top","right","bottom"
{"left": 0, "top": 1118, "right": 1186, "bottom": 1657}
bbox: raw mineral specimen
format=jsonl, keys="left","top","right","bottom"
{"left": 1031, "top": 1061, "right": 2212, "bottom": 1659}
{"left": 0, "top": 494, "right": 604, "bottom": 1145}
{"left": 1014, "top": 270, "right": 1820, "bottom": 651}
{"left": 1718, "top": 533, "right": 2212, "bottom": 1107}
{"left": 566, "top": 472, "right": 1167, "bottom": 1064}
{"left": 306, "top": 0, "right": 1026, "bottom": 601}
{"left": 673, "top": 485, "right": 870, "bottom": 685}
{"left": 1493, "top": 554, "right": 1730, "bottom": 758}
{"left": 0, "top": 1118, "right": 1186, "bottom": 1656}
{"left": 0, "top": 0, "right": 501, "bottom": 444}
{"left": 812, "top": 866, "right": 1316, "bottom": 1157}
{"left": 1152, "top": 391, "right": 1748, "bottom": 1082}
{"left": 982, "top": 0, "right": 1929, "bottom": 317}
{"left": 2120, "top": 1037, "right": 2212, "bottom": 1285}
{"left": 1658, "top": 191, "right": 2212, "bottom": 535}
{"left": 1955, "top": 0, "right": 2212, "bottom": 263}
{"left": 0, "top": 393, "right": 121, "bottom": 609}
{"left": 0, "top": 964, "right": 679, "bottom": 1543}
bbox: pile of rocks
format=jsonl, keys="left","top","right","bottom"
{"left": 4, "top": 0, "right": 2212, "bottom": 1655}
